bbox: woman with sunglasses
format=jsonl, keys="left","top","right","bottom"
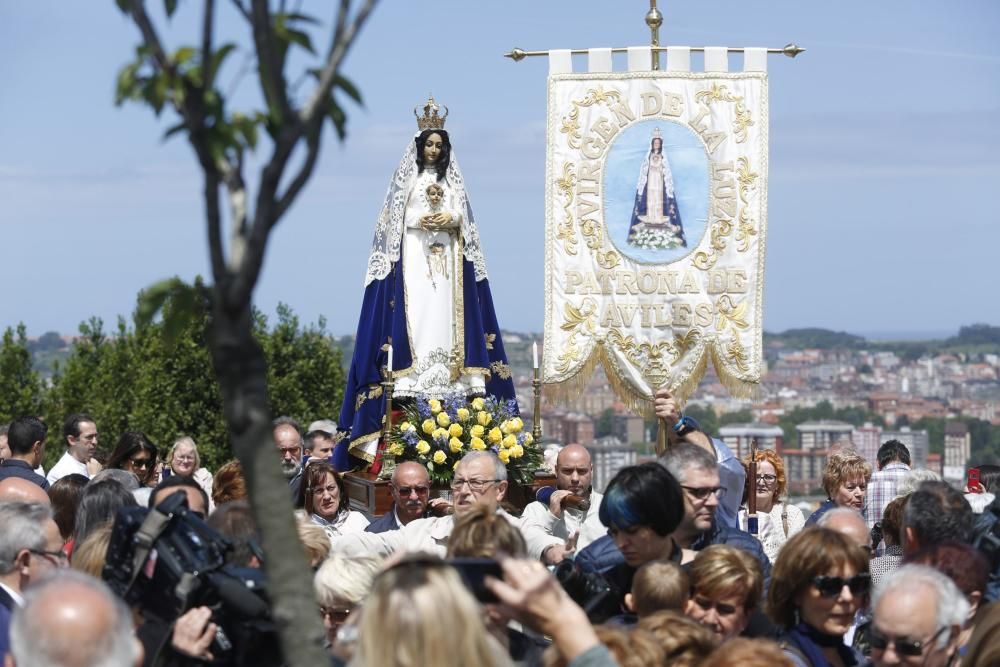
{"left": 105, "top": 431, "right": 160, "bottom": 488}
{"left": 740, "top": 449, "right": 805, "bottom": 563}
{"left": 768, "top": 527, "right": 870, "bottom": 667}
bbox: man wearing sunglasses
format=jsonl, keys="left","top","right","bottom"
{"left": 366, "top": 461, "right": 439, "bottom": 533}
{"left": 331, "top": 451, "right": 522, "bottom": 558}
{"left": 871, "top": 564, "right": 968, "bottom": 667}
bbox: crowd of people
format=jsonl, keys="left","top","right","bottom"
{"left": 1, "top": 390, "right": 1000, "bottom": 666}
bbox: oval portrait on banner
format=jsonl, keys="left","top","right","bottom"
{"left": 604, "top": 119, "right": 709, "bottom": 264}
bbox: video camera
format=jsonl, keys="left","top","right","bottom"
{"left": 103, "top": 492, "right": 281, "bottom": 666}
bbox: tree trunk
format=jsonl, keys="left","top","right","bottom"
{"left": 208, "top": 294, "right": 327, "bottom": 666}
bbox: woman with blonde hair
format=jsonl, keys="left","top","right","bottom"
{"left": 740, "top": 449, "right": 805, "bottom": 562}
{"left": 349, "top": 555, "right": 512, "bottom": 667}
{"left": 165, "top": 436, "right": 214, "bottom": 511}
{"left": 806, "top": 450, "right": 872, "bottom": 526}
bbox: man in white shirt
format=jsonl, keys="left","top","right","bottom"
{"left": 331, "top": 451, "right": 521, "bottom": 558}
{"left": 45, "top": 413, "right": 102, "bottom": 485}
{"left": 521, "top": 444, "right": 605, "bottom": 564}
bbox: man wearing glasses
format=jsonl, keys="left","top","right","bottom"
{"left": 46, "top": 413, "right": 102, "bottom": 485}
{"left": 366, "top": 461, "right": 438, "bottom": 533}
{"left": 577, "top": 443, "right": 770, "bottom": 586}
{"left": 331, "top": 451, "right": 522, "bottom": 558}
{"left": 0, "top": 502, "right": 66, "bottom": 658}
{"left": 871, "top": 564, "right": 968, "bottom": 667}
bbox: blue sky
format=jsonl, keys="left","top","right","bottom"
{"left": 2, "top": 1, "right": 998, "bottom": 339}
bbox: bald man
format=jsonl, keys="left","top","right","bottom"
{"left": 6, "top": 570, "right": 142, "bottom": 667}
{"left": 0, "top": 478, "right": 50, "bottom": 506}
{"left": 818, "top": 507, "right": 873, "bottom": 556}
{"left": 521, "top": 444, "right": 607, "bottom": 564}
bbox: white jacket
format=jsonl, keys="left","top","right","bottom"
{"left": 520, "top": 491, "right": 606, "bottom": 561}
{"left": 330, "top": 508, "right": 521, "bottom": 558}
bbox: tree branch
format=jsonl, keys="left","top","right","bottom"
{"left": 202, "top": 0, "right": 216, "bottom": 90}
{"left": 302, "top": 0, "right": 376, "bottom": 124}
{"left": 273, "top": 118, "right": 322, "bottom": 221}
{"left": 204, "top": 170, "right": 226, "bottom": 282}
{"left": 229, "top": 0, "right": 251, "bottom": 22}
{"left": 127, "top": 0, "right": 173, "bottom": 72}
{"left": 250, "top": 0, "right": 293, "bottom": 123}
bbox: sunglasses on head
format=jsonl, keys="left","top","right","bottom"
{"left": 870, "top": 626, "right": 948, "bottom": 657}
{"left": 811, "top": 573, "right": 870, "bottom": 598}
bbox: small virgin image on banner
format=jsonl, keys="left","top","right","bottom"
{"left": 543, "top": 65, "right": 768, "bottom": 413}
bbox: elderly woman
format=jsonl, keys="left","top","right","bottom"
{"left": 684, "top": 544, "right": 764, "bottom": 642}
{"left": 313, "top": 553, "right": 380, "bottom": 652}
{"left": 164, "top": 436, "right": 214, "bottom": 510}
{"left": 806, "top": 450, "right": 872, "bottom": 526}
{"left": 740, "top": 449, "right": 805, "bottom": 562}
{"left": 297, "top": 461, "right": 368, "bottom": 539}
{"left": 768, "top": 527, "right": 869, "bottom": 666}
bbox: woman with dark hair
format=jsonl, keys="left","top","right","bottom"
{"left": 106, "top": 431, "right": 159, "bottom": 488}
{"left": 557, "top": 462, "right": 684, "bottom": 623}
{"left": 48, "top": 473, "right": 89, "bottom": 543}
{"left": 334, "top": 96, "right": 517, "bottom": 469}
{"left": 71, "top": 478, "right": 138, "bottom": 548}
{"left": 298, "top": 461, "right": 368, "bottom": 539}
{"left": 768, "top": 527, "right": 869, "bottom": 666}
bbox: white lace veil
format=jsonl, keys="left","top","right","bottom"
{"left": 363, "top": 135, "right": 488, "bottom": 286}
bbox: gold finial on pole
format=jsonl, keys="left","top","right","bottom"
{"left": 645, "top": 1, "right": 663, "bottom": 71}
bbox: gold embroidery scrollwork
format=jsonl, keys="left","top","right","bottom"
{"left": 554, "top": 163, "right": 579, "bottom": 256}
{"left": 726, "top": 334, "right": 750, "bottom": 373}
{"left": 354, "top": 384, "right": 385, "bottom": 410}
{"left": 489, "top": 361, "right": 512, "bottom": 380}
{"left": 559, "top": 86, "right": 623, "bottom": 150}
{"left": 579, "top": 218, "right": 621, "bottom": 269}
{"left": 715, "top": 295, "right": 749, "bottom": 332}
{"left": 556, "top": 298, "right": 598, "bottom": 374}
{"left": 692, "top": 218, "right": 734, "bottom": 270}
{"left": 484, "top": 333, "right": 496, "bottom": 350}
{"left": 606, "top": 328, "right": 702, "bottom": 389}
{"left": 735, "top": 157, "right": 759, "bottom": 253}
{"left": 694, "top": 83, "right": 754, "bottom": 144}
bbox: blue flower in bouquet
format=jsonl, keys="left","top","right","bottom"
{"left": 516, "top": 432, "right": 528, "bottom": 446}
{"left": 499, "top": 399, "right": 519, "bottom": 420}
{"left": 403, "top": 428, "right": 419, "bottom": 446}
{"left": 415, "top": 395, "right": 432, "bottom": 419}
{"left": 483, "top": 396, "right": 498, "bottom": 412}
{"left": 444, "top": 392, "right": 465, "bottom": 419}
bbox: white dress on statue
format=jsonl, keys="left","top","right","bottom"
{"left": 393, "top": 169, "right": 487, "bottom": 399}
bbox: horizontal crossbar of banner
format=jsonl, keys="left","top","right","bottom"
{"left": 505, "top": 43, "right": 804, "bottom": 62}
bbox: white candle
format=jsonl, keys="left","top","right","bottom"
{"left": 533, "top": 341, "right": 539, "bottom": 370}
{"left": 387, "top": 344, "right": 393, "bottom": 371}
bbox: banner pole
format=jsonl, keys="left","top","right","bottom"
{"left": 646, "top": 1, "right": 663, "bottom": 71}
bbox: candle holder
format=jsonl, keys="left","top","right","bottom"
{"left": 532, "top": 366, "right": 543, "bottom": 443}
{"left": 381, "top": 364, "right": 395, "bottom": 445}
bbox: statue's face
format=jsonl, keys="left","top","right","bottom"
{"left": 426, "top": 185, "right": 443, "bottom": 207}
{"left": 652, "top": 137, "right": 662, "bottom": 151}
{"left": 423, "top": 132, "right": 443, "bottom": 164}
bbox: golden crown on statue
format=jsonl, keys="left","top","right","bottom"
{"left": 415, "top": 94, "right": 448, "bottom": 130}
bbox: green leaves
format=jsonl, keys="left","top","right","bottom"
{"left": 136, "top": 277, "right": 207, "bottom": 347}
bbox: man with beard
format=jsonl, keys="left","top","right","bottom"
{"left": 521, "top": 444, "right": 606, "bottom": 564}
{"left": 273, "top": 416, "right": 304, "bottom": 481}
{"left": 366, "top": 461, "right": 435, "bottom": 533}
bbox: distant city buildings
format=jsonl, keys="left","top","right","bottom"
{"left": 943, "top": 421, "right": 971, "bottom": 483}
{"left": 717, "top": 423, "right": 784, "bottom": 460}
{"left": 586, "top": 435, "right": 638, "bottom": 492}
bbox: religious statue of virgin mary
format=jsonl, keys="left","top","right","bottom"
{"left": 626, "top": 127, "right": 686, "bottom": 250}
{"left": 334, "top": 97, "right": 517, "bottom": 467}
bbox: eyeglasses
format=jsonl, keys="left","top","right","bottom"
{"left": 128, "top": 457, "right": 153, "bottom": 470}
{"left": 450, "top": 478, "right": 498, "bottom": 492}
{"left": 319, "top": 606, "right": 353, "bottom": 624}
{"left": 173, "top": 455, "right": 196, "bottom": 462}
{"left": 812, "top": 573, "right": 870, "bottom": 598}
{"left": 394, "top": 485, "right": 430, "bottom": 497}
{"left": 755, "top": 474, "right": 777, "bottom": 484}
{"left": 870, "top": 626, "right": 948, "bottom": 657}
{"left": 681, "top": 485, "right": 727, "bottom": 501}
{"left": 29, "top": 548, "right": 69, "bottom": 567}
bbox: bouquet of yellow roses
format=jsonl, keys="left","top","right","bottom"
{"left": 385, "top": 393, "right": 542, "bottom": 486}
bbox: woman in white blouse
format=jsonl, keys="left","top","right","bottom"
{"left": 738, "top": 449, "right": 804, "bottom": 563}
{"left": 299, "top": 461, "right": 369, "bottom": 541}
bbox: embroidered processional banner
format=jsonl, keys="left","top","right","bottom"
{"left": 543, "top": 47, "right": 768, "bottom": 413}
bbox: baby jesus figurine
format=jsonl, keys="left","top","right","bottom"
{"left": 421, "top": 182, "right": 452, "bottom": 287}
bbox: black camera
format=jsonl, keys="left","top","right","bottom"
{"left": 554, "top": 560, "right": 622, "bottom": 623}
{"left": 103, "top": 492, "right": 281, "bottom": 666}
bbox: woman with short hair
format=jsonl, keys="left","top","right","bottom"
{"left": 740, "top": 449, "right": 805, "bottom": 562}
{"left": 806, "top": 451, "right": 872, "bottom": 525}
{"left": 164, "top": 436, "right": 214, "bottom": 511}
{"left": 768, "top": 527, "right": 869, "bottom": 666}
{"left": 684, "top": 544, "right": 763, "bottom": 641}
